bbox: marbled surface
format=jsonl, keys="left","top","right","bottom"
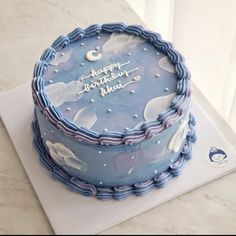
{"left": 0, "top": 0, "right": 236, "bottom": 234}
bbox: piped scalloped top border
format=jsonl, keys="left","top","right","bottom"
{"left": 32, "top": 23, "right": 191, "bottom": 146}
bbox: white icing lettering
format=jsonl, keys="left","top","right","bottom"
{"left": 81, "top": 61, "right": 130, "bottom": 80}
{"left": 84, "top": 84, "right": 90, "bottom": 92}
{"left": 100, "top": 82, "right": 123, "bottom": 97}
{"left": 121, "top": 75, "right": 141, "bottom": 88}
{"left": 77, "top": 61, "right": 141, "bottom": 97}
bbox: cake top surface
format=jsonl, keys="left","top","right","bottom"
{"left": 32, "top": 23, "right": 191, "bottom": 145}
{"left": 43, "top": 32, "right": 177, "bottom": 133}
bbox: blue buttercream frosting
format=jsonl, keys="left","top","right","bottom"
{"left": 32, "top": 23, "right": 196, "bottom": 199}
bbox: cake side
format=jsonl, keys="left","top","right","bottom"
{"left": 35, "top": 107, "right": 191, "bottom": 187}
{"left": 32, "top": 112, "right": 196, "bottom": 200}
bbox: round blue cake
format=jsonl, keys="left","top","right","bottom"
{"left": 32, "top": 23, "right": 196, "bottom": 200}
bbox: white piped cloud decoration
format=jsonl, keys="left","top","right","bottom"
{"left": 49, "top": 48, "right": 73, "bottom": 66}
{"left": 168, "top": 119, "right": 188, "bottom": 153}
{"left": 159, "top": 56, "right": 176, "bottom": 73}
{"left": 144, "top": 93, "right": 176, "bottom": 121}
{"left": 45, "top": 80, "right": 84, "bottom": 107}
{"left": 102, "top": 33, "right": 145, "bottom": 54}
{"left": 72, "top": 106, "right": 97, "bottom": 129}
{"left": 133, "top": 122, "right": 144, "bottom": 130}
{"left": 46, "top": 140, "right": 87, "bottom": 171}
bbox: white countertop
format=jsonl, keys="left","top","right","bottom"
{"left": 0, "top": 0, "right": 236, "bottom": 234}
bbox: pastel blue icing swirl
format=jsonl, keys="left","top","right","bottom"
{"left": 32, "top": 23, "right": 192, "bottom": 146}
{"left": 32, "top": 113, "right": 196, "bottom": 200}
{"left": 67, "top": 27, "right": 85, "bottom": 42}
{"left": 40, "top": 47, "right": 56, "bottom": 62}
{"left": 51, "top": 35, "right": 69, "bottom": 51}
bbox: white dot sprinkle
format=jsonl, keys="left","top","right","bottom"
{"left": 66, "top": 107, "right": 71, "bottom": 111}
{"left": 80, "top": 43, "right": 84, "bottom": 46}
{"left": 164, "top": 88, "right": 169, "bottom": 92}
{"left": 81, "top": 62, "right": 85, "bottom": 66}
{"left": 95, "top": 46, "right": 100, "bottom": 50}
{"left": 41, "top": 135, "right": 44, "bottom": 139}
{"left": 134, "top": 114, "right": 138, "bottom": 118}
{"left": 154, "top": 170, "right": 158, "bottom": 174}
{"left": 44, "top": 132, "right": 47, "bottom": 136}
{"left": 157, "top": 140, "right": 161, "bottom": 144}
{"left": 103, "top": 128, "right": 108, "bottom": 132}
{"left": 124, "top": 127, "right": 129, "bottom": 131}
{"left": 103, "top": 164, "right": 107, "bottom": 167}
{"left": 49, "top": 80, "right": 53, "bottom": 84}
{"left": 60, "top": 52, "right": 64, "bottom": 56}
{"left": 128, "top": 52, "right": 131, "bottom": 56}
{"left": 98, "top": 151, "right": 102, "bottom": 154}
{"left": 90, "top": 99, "right": 95, "bottom": 103}
{"left": 143, "top": 48, "right": 147, "bottom": 51}
{"left": 54, "top": 69, "right": 58, "bottom": 73}
{"left": 97, "top": 36, "right": 101, "bottom": 40}
{"left": 156, "top": 52, "right": 159, "bottom": 55}
{"left": 107, "top": 108, "right": 112, "bottom": 113}
{"left": 118, "top": 80, "right": 121, "bottom": 83}
{"left": 131, "top": 156, "right": 135, "bottom": 159}
{"left": 99, "top": 181, "right": 103, "bottom": 185}
{"left": 156, "top": 73, "right": 160, "bottom": 78}
{"left": 130, "top": 90, "right": 135, "bottom": 94}
{"left": 51, "top": 130, "right": 54, "bottom": 133}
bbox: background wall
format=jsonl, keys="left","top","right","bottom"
{"left": 127, "top": 0, "right": 236, "bottom": 132}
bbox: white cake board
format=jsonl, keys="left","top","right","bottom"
{"left": 0, "top": 83, "right": 235, "bottom": 235}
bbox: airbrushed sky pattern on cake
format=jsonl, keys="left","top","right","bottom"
{"left": 43, "top": 32, "right": 177, "bottom": 133}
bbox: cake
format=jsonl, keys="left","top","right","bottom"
{"left": 32, "top": 23, "right": 196, "bottom": 200}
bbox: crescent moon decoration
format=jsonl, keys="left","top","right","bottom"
{"left": 85, "top": 50, "right": 102, "bottom": 62}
